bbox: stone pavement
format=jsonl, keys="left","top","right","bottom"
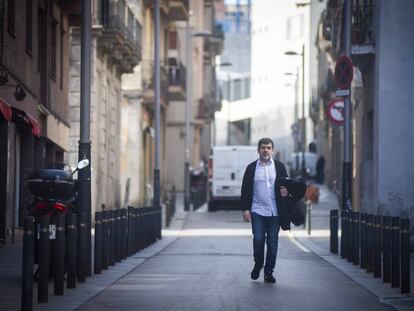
{"left": 1, "top": 189, "right": 413, "bottom": 311}
{"left": 290, "top": 183, "right": 414, "bottom": 311}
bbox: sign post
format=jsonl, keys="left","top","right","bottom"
{"left": 336, "top": 0, "right": 353, "bottom": 211}
{"left": 327, "top": 98, "right": 344, "bottom": 125}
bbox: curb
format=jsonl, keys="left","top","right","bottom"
{"left": 290, "top": 229, "right": 414, "bottom": 311}
{"left": 35, "top": 211, "right": 188, "bottom": 311}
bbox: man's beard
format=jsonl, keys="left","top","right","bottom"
{"left": 260, "top": 155, "right": 271, "bottom": 161}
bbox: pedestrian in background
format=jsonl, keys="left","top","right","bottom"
{"left": 241, "top": 137, "right": 289, "bottom": 283}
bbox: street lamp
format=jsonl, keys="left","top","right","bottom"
{"left": 184, "top": 19, "right": 215, "bottom": 212}
{"left": 285, "top": 44, "right": 306, "bottom": 177}
{"left": 284, "top": 70, "right": 300, "bottom": 176}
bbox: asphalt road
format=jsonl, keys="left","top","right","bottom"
{"left": 77, "top": 210, "right": 392, "bottom": 311}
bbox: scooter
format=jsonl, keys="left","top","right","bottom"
{"left": 27, "top": 159, "right": 89, "bottom": 278}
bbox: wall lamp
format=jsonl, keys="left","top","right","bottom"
{"left": 0, "top": 68, "right": 26, "bottom": 101}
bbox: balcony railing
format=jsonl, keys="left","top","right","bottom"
{"left": 205, "top": 23, "right": 225, "bottom": 56}
{"left": 167, "top": 60, "right": 186, "bottom": 101}
{"left": 142, "top": 60, "right": 169, "bottom": 105}
{"left": 322, "top": 1, "right": 375, "bottom": 57}
{"left": 98, "top": 0, "right": 142, "bottom": 69}
{"left": 351, "top": 3, "right": 375, "bottom": 46}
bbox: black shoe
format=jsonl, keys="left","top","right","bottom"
{"left": 264, "top": 273, "right": 276, "bottom": 283}
{"left": 250, "top": 264, "right": 262, "bottom": 280}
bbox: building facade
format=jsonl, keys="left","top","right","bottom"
{"left": 315, "top": 0, "right": 414, "bottom": 230}
{"left": 0, "top": 0, "right": 70, "bottom": 244}
{"left": 67, "top": 0, "right": 142, "bottom": 214}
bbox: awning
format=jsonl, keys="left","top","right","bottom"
{"left": 0, "top": 97, "right": 12, "bottom": 121}
{"left": 10, "top": 107, "right": 41, "bottom": 137}
{"left": 27, "top": 114, "right": 41, "bottom": 137}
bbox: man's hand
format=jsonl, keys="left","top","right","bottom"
{"left": 280, "top": 186, "right": 289, "bottom": 197}
{"left": 242, "top": 210, "right": 251, "bottom": 222}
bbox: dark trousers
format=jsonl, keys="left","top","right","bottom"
{"left": 251, "top": 212, "right": 280, "bottom": 275}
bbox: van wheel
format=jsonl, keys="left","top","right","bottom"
{"left": 208, "top": 201, "right": 216, "bottom": 212}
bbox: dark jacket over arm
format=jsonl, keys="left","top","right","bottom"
{"left": 240, "top": 160, "right": 290, "bottom": 230}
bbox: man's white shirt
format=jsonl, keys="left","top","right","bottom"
{"left": 251, "top": 158, "right": 278, "bottom": 217}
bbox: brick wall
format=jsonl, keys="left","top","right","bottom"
{"left": 2, "top": 0, "right": 69, "bottom": 123}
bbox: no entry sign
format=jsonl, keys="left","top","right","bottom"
{"left": 334, "top": 55, "right": 354, "bottom": 89}
{"left": 327, "top": 98, "right": 344, "bottom": 125}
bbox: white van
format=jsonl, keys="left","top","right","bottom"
{"left": 208, "top": 145, "right": 258, "bottom": 211}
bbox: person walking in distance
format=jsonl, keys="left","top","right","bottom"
{"left": 241, "top": 138, "right": 289, "bottom": 283}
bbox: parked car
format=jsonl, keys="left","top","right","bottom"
{"left": 208, "top": 146, "right": 258, "bottom": 211}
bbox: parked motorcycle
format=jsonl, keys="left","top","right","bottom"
{"left": 27, "top": 159, "right": 89, "bottom": 278}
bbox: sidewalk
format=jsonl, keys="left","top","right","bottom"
{"left": 0, "top": 195, "right": 188, "bottom": 311}
{"left": 290, "top": 183, "right": 414, "bottom": 311}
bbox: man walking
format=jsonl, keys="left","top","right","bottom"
{"left": 241, "top": 138, "right": 289, "bottom": 283}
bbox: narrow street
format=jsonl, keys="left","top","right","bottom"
{"left": 75, "top": 210, "right": 391, "bottom": 311}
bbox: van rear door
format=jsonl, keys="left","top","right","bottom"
{"left": 212, "top": 146, "right": 257, "bottom": 199}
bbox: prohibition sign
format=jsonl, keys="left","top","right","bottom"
{"left": 327, "top": 98, "right": 344, "bottom": 125}
{"left": 334, "top": 55, "right": 354, "bottom": 89}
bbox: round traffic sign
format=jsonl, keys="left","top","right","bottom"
{"left": 334, "top": 55, "right": 354, "bottom": 89}
{"left": 327, "top": 98, "right": 344, "bottom": 125}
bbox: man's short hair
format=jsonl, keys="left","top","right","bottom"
{"left": 257, "top": 137, "right": 274, "bottom": 149}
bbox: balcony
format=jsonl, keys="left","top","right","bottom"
{"left": 321, "top": 0, "right": 375, "bottom": 58}
{"left": 168, "top": 0, "right": 189, "bottom": 21}
{"left": 197, "top": 95, "right": 218, "bottom": 121}
{"left": 204, "top": 24, "right": 225, "bottom": 57}
{"left": 98, "top": 0, "right": 142, "bottom": 73}
{"left": 142, "top": 61, "right": 169, "bottom": 108}
{"left": 143, "top": 0, "right": 170, "bottom": 16}
{"left": 167, "top": 58, "right": 186, "bottom": 101}
{"left": 351, "top": 2, "right": 375, "bottom": 55}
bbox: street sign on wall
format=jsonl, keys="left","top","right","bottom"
{"left": 327, "top": 98, "right": 344, "bottom": 125}
{"left": 334, "top": 55, "right": 354, "bottom": 89}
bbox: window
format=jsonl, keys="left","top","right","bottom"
{"left": 51, "top": 19, "right": 57, "bottom": 81}
{"left": 60, "top": 20, "right": 65, "bottom": 89}
{"left": 7, "top": 0, "right": 15, "bottom": 36}
{"left": 26, "top": 0, "right": 33, "bottom": 54}
{"left": 38, "top": 8, "right": 45, "bottom": 72}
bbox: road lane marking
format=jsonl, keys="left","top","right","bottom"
{"left": 287, "top": 231, "right": 311, "bottom": 253}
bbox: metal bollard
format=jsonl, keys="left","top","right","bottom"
{"left": 133, "top": 208, "right": 138, "bottom": 252}
{"left": 352, "top": 212, "right": 360, "bottom": 266}
{"left": 66, "top": 213, "right": 77, "bottom": 289}
{"left": 101, "top": 210, "right": 109, "bottom": 270}
{"left": 77, "top": 212, "right": 88, "bottom": 283}
{"left": 347, "top": 210, "right": 354, "bottom": 263}
{"left": 127, "top": 206, "right": 133, "bottom": 256}
{"left": 166, "top": 198, "right": 170, "bottom": 227}
{"left": 121, "top": 209, "right": 127, "bottom": 259}
{"left": 109, "top": 210, "right": 116, "bottom": 266}
{"left": 54, "top": 215, "right": 65, "bottom": 295}
{"left": 38, "top": 215, "right": 50, "bottom": 303}
{"left": 21, "top": 217, "right": 35, "bottom": 311}
{"left": 340, "top": 210, "right": 348, "bottom": 259}
{"left": 115, "top": 209, "right": 121, "bottom": 262}
{"left": 382, "top": 216, "right": 392, "bottom": 283}
{"left": 138, "top": 208, "right": 143, "bottom": 249}
{"left": 150, "top": 207, "right": 154, "bottom": 243}
{"left": 330, "top": 210, "right": 339, "bottom": 254}
{"left": 373, "top": 215, "right": 382, "bottom": 278}
{"left": 400, "top": 218, "right": 410, "bottom": 293}
{"left": 306, "top": 202, "right": 312, "bottom": 235}
{"left": 391, "top": 217, "right": 400, "bottom": 288}
{"left": 158, "top": 205, "right": 162, "bottom": 240}
{"left": 366, "top": 214, "right": 373, "bottom": 272}
{"left": 94, "top": 212, "right": 102, "bottom": 274}
{"left": 360, "top": 213, "right": 367, "bottom": 269}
